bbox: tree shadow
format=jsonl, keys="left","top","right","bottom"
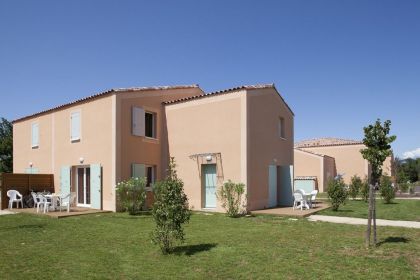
{"left": 334, "top": 209, "right": 354, "bottom": 213}
{"left": 0, "top": 223, "right": 46, "bottom": 232}
{"left": 173, "top": 243, "right": 217, "bottom": 256}
{"left": 377, "top": 237, "right": 410, "bottom": 246}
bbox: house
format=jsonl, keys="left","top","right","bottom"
{"left": 294, "top": 137, "right": 394, "bottom": 192}
{"left": 12, "top": 84, "right": 294, "bottom": 212}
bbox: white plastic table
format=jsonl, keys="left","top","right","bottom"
{"left": 44, "top": 194, "right": 61, "bottom": 211}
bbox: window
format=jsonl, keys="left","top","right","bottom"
{"left": 145, "top": 112, "right": 156, "bottom": 138}
{"left": 278, "top": 117, "right": 285, "bottom": 139}
{"left": 71, "top": 112, "right": 81, "bottom": 141}
{"left": 31, "top": 122, "right": 39, "bottom": 148}
{"left": 146, "top": 165, "right": 156, "bottom": 187}
{"left": 132, "top": 107, "right": 145, "bottom": 136}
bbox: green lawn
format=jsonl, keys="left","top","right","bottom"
{"left": 0, "top": 213, "right": 419, "bottom": 279}
{"left": 318, "top": 199, "right": 420, "bottom": 221}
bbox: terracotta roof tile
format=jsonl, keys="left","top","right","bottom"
{"left": 13, "top": 85, "right": 199, "bottom": 123}
{"left": 295, "top": 137, "right": 363, "bottom": 148}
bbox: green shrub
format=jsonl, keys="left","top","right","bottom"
{"left": 380, "top": 176, "right": 395, "bottom": 203}
{"left": 151, "top": 158, "right": 191, "bottom": 254}
{"left": 116, "top": 177, "right": 146, "bottom": 215}
{"left": 360, "top": 177, "right": 370, "bottom": 202}
{"left": 348, "top": 175, "right": 362, "bottom": 200}
{"left": 217, "top": 180, "right": 246, "bottom": 217}
{"left": 399, "top": 182, "right": 409, "bottom": 193}
{"left": 327, "top": 177, "right": 348, "bottom": 211}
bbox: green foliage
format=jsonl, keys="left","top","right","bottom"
{"left": 380, "top": 176, "right": 395, "bottom": 204}
{"left": 151, "top": 158, "right": 191, "bottom": 254}
{"left": 396, "top": 157, "right": 420, "bottom": 183}
{"left": 217, "top": 180, "right": 246, "bottom": 217}
{"left": 360, "top": 119, "right": 396, "bottom": 186}
{"left": 398, "top": 182, "right": 410, "bottom": 193}
{"left": 327, "top": 177, "right": 348, "bottom": 211}
{"left": 116, "top": 177, "right": 147, "bottom": 215}
{"left": 0, "top": 118, "right": 13, "bottom": 173}
{"left": 348, "top": 175, "right": 362, "bottom": 200}
{"left": 360, "top": 177, "right": 370, "bottom": 202}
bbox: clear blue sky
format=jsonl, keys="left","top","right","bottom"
{"left": 1, "top": 1, "right": 419, "bottom": 158}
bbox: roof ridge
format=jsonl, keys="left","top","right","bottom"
{"left": 13, "top": 84, "right": 199, "bottom": 123}
{"left": 295, "top": 137, "right": 363, "bottom": 148}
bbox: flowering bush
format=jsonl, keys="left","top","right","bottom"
{"left": 217, "top": 180, "right": 246, "bottom": 217}
{"left": 116, "top": 177, "right": 146, "bottom": 215}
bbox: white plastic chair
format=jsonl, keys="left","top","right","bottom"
{"left": 309, "top": 190, "right": 318, "bottom": 208}
{"left": 7, "top": 190, "right": 23, "bottom": 209}
{"left": 58, "top": 193, "right": 76, "bottom": 212}
{"left": 293, "top": 192, "right": 305, "bottom": 210}
{"left": 31, "top": 192, "right": 41, "bottom": 209}
{"left": 37, "top": 194, "right": 51, "bottom": 213}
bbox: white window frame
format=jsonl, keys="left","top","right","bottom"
{"left": 31, "top": 122, "right": 39, "bottom": 148}
{"left": 145, "top": 111, "right": 157, "bottom": 139}
{"left": 70, "top": 110, "right": 81, "bottom": 142}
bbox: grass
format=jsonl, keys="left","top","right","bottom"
{"left": 0, "top": 213, "right": 419, "bottom": 279}
{"left": 318, "top": 199, "right": 420, "bottom": 221}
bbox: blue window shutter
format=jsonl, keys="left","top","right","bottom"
{"left": 31, "top": 123, "right": 39, "bottom": 147}
{"left": 71, "top": 112, "right": 80, "bottom": 140}
{"left": 132, "top": 107, "right": 145, "bottom": 136}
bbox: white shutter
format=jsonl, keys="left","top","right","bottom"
{"left": 131, "top": 163, "right": 146, "bottom": 179}
{"left": 132, "top": 107, "right": 145, "bottom": 136}
{"left": 31, "top": 123, "right": 39, "bottom": 147}
{"left": 71, "top": 112, "right": 80, "bottom": 140}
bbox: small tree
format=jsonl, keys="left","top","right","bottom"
{"left": 116, "top": 177, "right": 147, "bottom": 215}
{"left": 0, "top": 118, "right": 13, "bottom": 173}
{"left": 151, "top": 158, "right": 191, "bottom": 254}
{"left": 348, "top": 175, "right": 362, "bottom": 200}
{"left": 217, "top": 180, "right": 246, "bottom": 217}
{"left": 360, "top": 177, "right": 369, "bottom": 202}
{"left": 380, "top": 175, "right": 395, "bottom": 204}
{"left": 361, "top": 119, "right": 396, "bottom": 248}
{"left": 327, "top": 177, "right": 347, "bottom": 211}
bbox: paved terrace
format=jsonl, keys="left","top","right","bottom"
{"left": 11, "top": 207, "right": 111, "bottom": 218}
{"left": 251, "top": 201, "right": 330, "bottom": 217}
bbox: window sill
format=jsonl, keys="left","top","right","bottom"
{"left": 279, "top": 137, "right": 287, "bottom": 141}
{"left": 143, "top": 137, "right": 159, "bottom": 144}
{"left": 31, "top": 145, "right": 39, "bottom": 149}
{"left": 71, "top": 138, "right": 81, "bottom": 143}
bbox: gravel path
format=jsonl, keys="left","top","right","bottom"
{"left": 308, "top": 215, "right": 420, "bottom": 229}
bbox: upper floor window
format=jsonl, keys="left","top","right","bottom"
{"left": 279, "top": 117, "right": 285, "bottom": 139}
{"left": 145, "top": 112, "right": 156, "bottom": 138}
{"left": 31, "top": 122, "right": 39, "bottom": 148}
{"left": 132, "top": 107, "right": 157, "bottom": 138}
{"left": 71, "top": 111, "right": 81, "bottom": 141}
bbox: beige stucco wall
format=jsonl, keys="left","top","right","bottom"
{"left": 300, "top": 144, "right": 367, "bottom": 184}
{"left": 13, "top": 95, "right": 115, "bottom": 210}
{"left": 115, "top": 88, "right": 203, "bottom": 184}
{"left": 165, "top": 91, "right": 245, "bottom": 212}
{"left": 294, "top": 149, "right": 323, "bottom": 190}
{"left": 247, "top": 88, "right": 294, "bottom": 209}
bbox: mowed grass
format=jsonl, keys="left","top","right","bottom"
{"left": 318, "top": 199, "right": 420, "bottom": 221}
{"left": 0, "top": 212, "right": 419, "bottom": 279}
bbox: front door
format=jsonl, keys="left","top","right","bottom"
{"left": 77, "top": 167, "right": 91, "bottom": 207}
{"left": 202, "top": 164, "right": 217, "bottom": 208}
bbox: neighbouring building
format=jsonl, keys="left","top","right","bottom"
{"left": 294, "top": 137, "right": 394, "bottom": 192}
{"left": 12, "top": 84, "right": 295, "bottom": 212}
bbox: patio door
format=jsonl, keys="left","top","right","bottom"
{"left": 202, "top": 164, "right": 217, "bottom": 208}
{"left": 77, "top": 167, "right": 91, "bottom": 207}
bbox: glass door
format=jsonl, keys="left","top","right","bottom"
{"left": 77, "top": 167, "right": 91, "bottom": 207}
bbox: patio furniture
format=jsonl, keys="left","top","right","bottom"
{"left": 7, "top": 190, "right": 24, "bottom": 209}
{"left": 31, "top": 192, "right": 42, "bottom": 210}
{"left": 37, "top": 194, "right": 51, "bottom": 213}
{"left": 44, "top": 193, "right": 61, "bottom": 211}
{"left": 309, "top": 190, "right": 318, "bottom": 208}
{"left": 58, "top": 193, "right": 76, "bottom": 212}
{"left": 293, "top": 189, "right": 311, "bottom": 210}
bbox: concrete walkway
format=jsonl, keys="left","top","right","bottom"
{"left": 0, "top": 210, "right": 16, "bottom": 215}
{"left": 308, "top": 215, "right": 420, "bottom": 229}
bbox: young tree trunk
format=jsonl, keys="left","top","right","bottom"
{"left": 365, "top": 184, "right": 373, "bottom": 248}
{"left": 373, "top": 184, "right": 377, "bottom": 246}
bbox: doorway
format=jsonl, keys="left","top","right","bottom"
{"left": 77, "top": 167, "right": 91, "bottom": 207}
{"left": 202, "top": 164, "right": 217, "bottom": 208}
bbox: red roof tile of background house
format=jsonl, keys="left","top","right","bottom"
{"left": 295, "top": 137, "right": 363, "bottom": 148}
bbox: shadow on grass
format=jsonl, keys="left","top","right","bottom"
{"left": 173, "top": 243, "right": 217, "bottom": 256}
{"left": 377, "top": 237, "right": 410, "bottom": 246}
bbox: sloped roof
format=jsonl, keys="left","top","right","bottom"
{"left": 13, "top": 85, "right": 199, "bottom": 123}
{"left": 163, "top": 83, "right": 294, "bottom": 116}
{"left": 294, "top": 148, "right": 325, "bottom": 157}
{"left": 295, "top": 137, "right": 363, "bottom": 148}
